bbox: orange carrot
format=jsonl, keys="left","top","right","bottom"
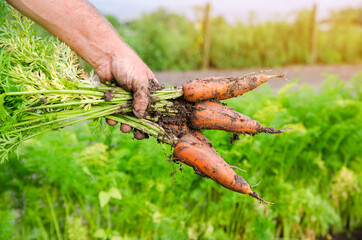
{"left": 183, "top": 74, "right": 285, "bottom": 102}
{"left": 191, "top": 101, "right": 286, "bottom": 136}
{"left": 174, "top": 133, "right": 272, "bottom": 204}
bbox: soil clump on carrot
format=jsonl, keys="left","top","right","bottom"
{"left": 158, "top": 98, "right": 193, "bottom": 139}
{"left": 230, "top": 133, "right": 240, "bottom": 144}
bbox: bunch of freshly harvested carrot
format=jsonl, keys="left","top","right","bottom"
{"left": 165, "top": 73, "right": 287, "bottom": 205}
{"left": 1, "top": 8, "right": 288, "bottom": 204}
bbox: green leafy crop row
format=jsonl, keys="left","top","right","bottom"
{"left": 0, "top": 74, "right": 361, "bottom": 240}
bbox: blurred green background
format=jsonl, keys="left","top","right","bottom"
{"left": 106, "top": 7, "right": 362, "bottom": 71}
{"left": 1, "top": 1, "right": 362, "bottom": 239}
{"left": 1, "top": 75, "right": 361, "bottom": 240}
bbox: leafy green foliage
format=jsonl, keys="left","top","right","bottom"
{"left": 0, "top": 74, "right": 361, "bottom": 239}
{"left": 0, "top": 1, "right": 10, "bottom": 23}
{"left": 0, "top": 9, "right": 97, "bottom": 161}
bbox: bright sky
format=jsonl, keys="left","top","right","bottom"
{"left": 88, "top": 0, "right": 361, "bottom": 23}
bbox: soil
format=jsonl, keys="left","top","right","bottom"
{"left": 157, "top": 98, "right": 194, "bottom": 139}
{"left": 229, "top": 133, "right": 240, "bottom": 144}
{"left": 155, "top": 64, "right": 362, "bottom": 90}
{"left": 39, "top": 97, "right": 48, "bottom": 104}
{"left": 148, "top": 78, "right": 164, "bottom": 93}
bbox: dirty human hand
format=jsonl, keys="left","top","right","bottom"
{"left": 7, "top": 0, "right": 159, "bottom": 139}
{"left": 96, "top": 43, "right": 159, "bottom": 139}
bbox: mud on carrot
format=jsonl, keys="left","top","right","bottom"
{"left": 190, "top": 101, "right": 286, "bottom": 136}
{"left": 183, "top": 73, "right": 286, "bottom": 102}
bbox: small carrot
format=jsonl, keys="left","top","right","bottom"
{"left": 174, "top": 133, "right": 272, "bottom": 204}
{"left": 190, "top": 101, "right": 286, "bottom": 136}
{"left": 183, "top": 74, "right": 286, "bottom": 102}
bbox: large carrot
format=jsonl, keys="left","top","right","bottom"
{"left": 190, "top": 101, "right": 285, "bottom": 135}
{"left": 174, "top": 133, "right": 272, "bottom": 204}
{"left": 183, "top": 74, "right": 286, "bottom": 102}
{"left": 190, "top": 101, "right": 286, "bottom": 136}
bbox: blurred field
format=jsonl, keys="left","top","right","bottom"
{"left": 104, "top": 8, "right": 362, "bottom": 71}
{"left": 1, "top": 73, "right": 361, "bottom": 239}
{"left": 32, "top": 6, "right": 362, "bottom": 73}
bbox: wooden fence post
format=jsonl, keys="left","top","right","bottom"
{"left": 310, "top": 3, "right": 318, "bottom": 64}
{"left": 202, "top": 2, "right": 211, "bottom": 70}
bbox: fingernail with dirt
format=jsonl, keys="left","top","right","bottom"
{"left": 106, "top": 118, "right": 117, "bottom": 126}
{"left": 134, "top": 129, "right": 145, "bottom": 140}
{"left": 121, "top": 124, "right": 132, "bottom": 133}
{"left": 134, "top": 109, "right": 145, "bottom": 118}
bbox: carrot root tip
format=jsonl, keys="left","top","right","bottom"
{"left": 259, "top": 126, "right": 289, "bottom": 134}
{"left": 279, "top": 73, "right": 288, "bottom": 82}
{"left": 250, "top": 181, "right": 261, "bottom": 188}
{"left": 266, "top": 73, "right": 288, "bottom": 82}
{"left": 242, "top": 69, "right": 272, "bottom": 77}
{"left": 249, "top": 191, "right": 274, "bottom": 205}
{"left": 229, "top": 165, "right": 246, "bottom": 172}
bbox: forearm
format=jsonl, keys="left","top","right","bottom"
{"left": 7, "top": 0, "right": 157, "bottom": 119}
{"left": 6, "top": 0, "right": 126, "bottom": 71}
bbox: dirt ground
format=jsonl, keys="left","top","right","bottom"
{"left": 156, "top": 64, "right": 362, "bottom": 90}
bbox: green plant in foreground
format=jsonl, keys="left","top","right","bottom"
{"left": 0, "top": 73, "right": 360, "bottom": 239}
{"left": 0, "top": 9, "right": 182, "bottom": 162}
